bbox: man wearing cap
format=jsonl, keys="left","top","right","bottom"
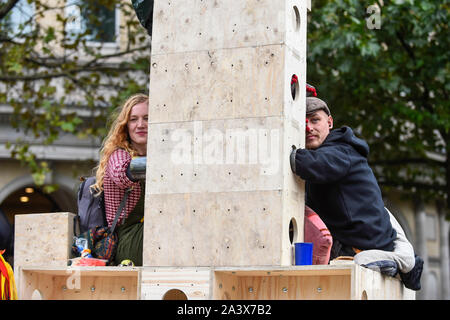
{"left": 290, "top": 97, "right": 423, "bottom": 290}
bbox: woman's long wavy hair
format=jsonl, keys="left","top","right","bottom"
{"left": 91, "top": 93, "right": 149, "bottom": 194}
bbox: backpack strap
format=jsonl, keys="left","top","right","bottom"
{"left": 109, "top": 187, "right": 132, "bottom": 234}
{"left": 74, "top": 176, "right": 90, "bottom": 237}
{"left": 78, "top": 178, "right": 87, "bottom": 201}
{"left": 73, "top": 177, "right": 88, "bottom": 237}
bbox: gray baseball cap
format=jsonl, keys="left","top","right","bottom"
{"left": 306, "top": 97, "right": 331, "bottom": 116}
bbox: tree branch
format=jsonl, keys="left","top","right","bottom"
{"left": 0, "top": 44, "right": 150, "bottom": 82}
{"left": 83, "top": 44, "right": 151, "bottom": 67}
{"left": 16, "top": 44, "right": 150, "bottom": 70}
{"left": 0, "top": 35, "right": 17, "bottom": 44}
{"left": 0, "top": 65, "right": 141, "bottom": 81}
{"left": 395, "top": 30, "right": 416, "bottom": 63}
{"left": 0, "top": 0, "right": 20, "bottom": 20}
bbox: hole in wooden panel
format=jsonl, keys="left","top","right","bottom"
{"left": 222, "top": 292, "right": 231, "bottom": 300}
{"left": 289, "top": 217, "right": 298, "bottom": 244}
{"left": 291, "top": 74, "right": 299, "bottom": 101}
{"left": 293, "top": 6, "right": 301, "bottom": 31}
{"left": 163, "top": 289, "right": 188, "bottom": 300}
{"left": 31, "top": 289, "right": 43, "bottom": 300}
{"left": 361, "top": 290, "right": 368, "bottom": 300}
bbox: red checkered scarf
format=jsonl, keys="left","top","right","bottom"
{"left": 103, "top": 149, "right": 141, "bottom": 227}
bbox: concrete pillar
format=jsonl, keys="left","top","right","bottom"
{"left": 143, "top": 0, "right": 309, "bottom": 267}
{"left": 437, "top": 201, "right": 450, "bottom": 300}
{"left": 414, "top": 199, "right": 429, "bottom": 299}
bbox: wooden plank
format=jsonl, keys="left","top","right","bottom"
{"left": 55, "top": 275, "right": 138, "bottom": 300}
{"left": 213, "top": 271, "right": 241, "bottom": 300}
{"left": 213, "top": 265, "right": 353, "bottom": 277}
{"left": 20, "top": 266, "right": 140, "bottom": 277}
{"left": 213, "top": 265, "right": 353, "bottom": 299}
{"left": 235, "top": 275, "right": 351, "bottom": 300}
{"left": 351, "top": 264, "right": 415, "bottom": 300}
{"left": 141, "top": 267, "right": 212, "bottom": 300}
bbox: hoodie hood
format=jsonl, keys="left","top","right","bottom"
{"left": 324, "top": 126, "right": 369, "bottom": 158}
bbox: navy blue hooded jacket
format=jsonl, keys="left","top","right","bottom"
{"left": 294, "top": 126, "right": 396, "bottom": 251}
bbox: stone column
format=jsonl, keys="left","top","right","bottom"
{"left": 414, "top": 199, "right": 429, "bottom": 299}
{"left": 437, "top": 201, "right": 450, "bottom": 300}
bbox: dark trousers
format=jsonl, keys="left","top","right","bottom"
{"left": 330, "top": 239, "right": 395, "bottom": 261}
{"left": 330, "top": 239, "right": 358, "bottom": 260}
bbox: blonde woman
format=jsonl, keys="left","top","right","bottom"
{"left": 92, "top": 93, "right": 149, "bottom": 266}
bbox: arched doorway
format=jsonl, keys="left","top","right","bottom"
{"left": 0, "top": 183, "right": 77, "bottom": 268}
{"left": 0, "top": 185, "right": 63, "bottom": 223}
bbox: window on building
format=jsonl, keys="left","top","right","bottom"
{"left": 65, "top": 0, "right": 118, "bottom": 43}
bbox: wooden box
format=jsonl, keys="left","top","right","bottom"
{"left": 18, "top": 264, "right": 414, "bottom": 300}
{"left": 141, "top": 265, "right": 415, "bottom": 300}
{"left": 18, "top": 266, "right": 140, "bottom": 300}
{"left": 14, "top": 212, "right": 75, "bottom": 269}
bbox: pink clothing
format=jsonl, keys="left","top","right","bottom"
{"left": 104, "top": 149, "right": 141, "bottom": 227}
{"left": 304, "top": 205, "right": 333, "bottom": 265}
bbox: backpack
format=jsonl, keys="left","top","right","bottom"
{"left": 76, "top": 176, "right": 107, "bottom": 234}
{"left": 73, "top": 178, "right": 131, "bottom": 264}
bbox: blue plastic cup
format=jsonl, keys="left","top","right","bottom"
{"left": 295, "top": 242, "right": 313, "bottom": 265}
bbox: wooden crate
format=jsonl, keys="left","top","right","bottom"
{"left": 141, "top": 264, "right": 415, "bottom": 300}
{"left": 14, "top": 212, "right": 76, "bottom": 289}
{"left": 14, "top": 212, "right": 75, "bottom": 268}
{"left": 18, "top": 266, "right": 140, "bottom": 300}
{"left": 18, "top": 264, "right": 415, "bottom": 300}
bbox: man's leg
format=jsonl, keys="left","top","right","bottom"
{"left": 353, "top": 208, "right": 415, "bottom": 273}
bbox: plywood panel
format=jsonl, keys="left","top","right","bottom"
{"left": 14, "top": 213, "right": 74, "bottom": 268}
{"left": 143, "top": 190, "right": 287, "bottom": 266}
{"left": 146, "top": 117, "right": 285, "bottom": 194}
{"left": 20, "top": 267, "right": 139, "bottom": 300}
{"left": 14, "top": 212, "right": 75, "bottom": 290}
{"left": 144, "top": 0, "right": 307, "bottom": 268}
{"left": 352, "top": 264, "right": 415, "bottom": 300}
{"left": 213, "top": 265, "right": 411, "bottom": 300}
{"left": 149, "top": 45, "right": 285, "bottom": 123}
{"left": 235, "top": 274, "right": 351, "bottom": 300}
{"left": 141, "top": 267, "right": 212, "bottom": 300}
{"left": 151, "top": 0, "right": 307, "bottom": 55}
{"left": 214, "top": 265, "right": 354, "bottom": 277}
{"left": 213, "top": 266, "right": 352, "bottom": 300}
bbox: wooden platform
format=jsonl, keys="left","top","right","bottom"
{"left": 13, "top": 2, "right": 415, "bottom": 302}
{"left": 19, "top": 264, "right": 415, "bottom": 300}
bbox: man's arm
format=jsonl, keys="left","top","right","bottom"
{"left": 291, "top": 146, "right": 352, "bottom": 183}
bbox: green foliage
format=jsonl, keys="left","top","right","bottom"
{"left": 0, "top": 0, "right": 150, "bottom": 193}
{"left": 307, "top": 0, "right": 449, "bottom": 209}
